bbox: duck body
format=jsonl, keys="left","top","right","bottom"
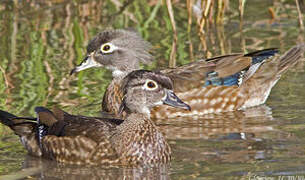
{"left": 0, "top": 70, "right": 189, "bottom": 165}
{"left": 39, "top": 110, "right": 170, "bottom": 165}
{"left": 80, "top": 32, "right": 304, "bottom": 118}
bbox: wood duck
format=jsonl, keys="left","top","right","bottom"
{"left": 71, "top": 29, "right": 305, "bottom": 118}
{"left": 0, "top": 70, "right": 190, "bottom": 165}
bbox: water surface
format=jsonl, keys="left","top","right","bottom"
{"left": 0, "top": 0, "right": 305, "bottom": 179}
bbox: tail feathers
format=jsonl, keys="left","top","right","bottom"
{"left": 0, "top": 110, "right": 42, "bottom": 156}
{"left": 242, "top": 44, "right": 305, "bottom": 85}
{"left": 277, "top": 44, "right": 305, "bottom": 75}
{"left": 0, "top": 107, "right": 68, "bottom": 157}
{"left": 240, "top": 44, "right": 305, "bottom": 108}
{"left": 0, "top": 110, "right": 17, "bottom": 127}
{"left": 0, "top": 108, "right": 61, "bottom": 137}
{"left": 0, "top": 110, "right": 37, "bottom": 136}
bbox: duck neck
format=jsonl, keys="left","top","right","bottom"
{"left": 112, "top": 70, "right": 129, "bottom": 79}
{"left": 115, "top": 113, "right": 152, "bottom": 133}
{"left": 125, "top": 113, "right": 150, "bottom": 123}
{"left": 121, "top": 107, "right": 151, "bottom": 121}
{"left": 111, "top": 67, "right": 139, "bottom": 80}
{"left": 119, "top": 98, "right": 151, "bottom": 120}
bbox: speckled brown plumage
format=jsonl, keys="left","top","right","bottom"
{"left": 70, "top": 30, "right": 305, "bottom": 118}
{"left": 102, "top": 79, "right": 124, "bottom": 116}
{"left": 101, "top": 45, "right": 305, "bottom": 119}
{"left": 0, "top": 70, "right": 190, "bottom": 165}
{"left": 39, "top": 111, "right": 171, "bottom": 165}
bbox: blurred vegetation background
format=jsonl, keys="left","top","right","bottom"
{"left": 0, "top": 0, "right": 304, "bottom": 115}
{"left": 0, "top": 0, "right": 304, "bottom": 176}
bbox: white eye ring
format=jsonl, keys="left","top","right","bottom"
{"left": 100, "top": 43, "right": 118, "bottom": 54}
{"left": 144, "top": 80, "right": 158, "bottom": 91}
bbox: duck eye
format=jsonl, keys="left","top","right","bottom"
{"left": 147, "top": 81, "right": 156, "bottom": 88}
{"left": 100, "top": 43, "right": 116, "bottom": 54}
{"left": 103, "top": 44, "right": 110, "bottom": 51}
{"left": 144, "top": 80, "right": 158, "bottom": 90}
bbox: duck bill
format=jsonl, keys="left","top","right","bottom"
{"left": 70, "top": 55, "right": 102, "bottom": 75}
{"left": 162, "top": 90, "right": 191, "bottom": 111}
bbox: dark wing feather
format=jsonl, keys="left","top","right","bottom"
{"left": 36, "top": 107, "right": 122, "bottom": 164}
{"left": 162, "top": 49, "right": 280, "bottom": 92}
{"left": 161, "top": 54, "right": 249, "bottom": 92}
{"left": 36, "top": 107, "right": 121, "bottom": 142}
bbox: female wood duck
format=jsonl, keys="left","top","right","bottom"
{"left": 71, "top": 29, "right": 305, "bottom": 118}
{"left": 0, "top": 70, "right": 190, "bottom": 165}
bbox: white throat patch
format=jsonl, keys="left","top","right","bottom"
{"left": 107, "top": 66, "right": 126, "bottom": 78}
{"left": 140, "top": 107, "right": 151, "bottom": 119}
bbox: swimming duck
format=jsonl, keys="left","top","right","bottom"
{"left": 0, "top": 70, "right": 190, "bottom": 165}
{"left": 71, "top": 29, "right": 305, "bottom": 118}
